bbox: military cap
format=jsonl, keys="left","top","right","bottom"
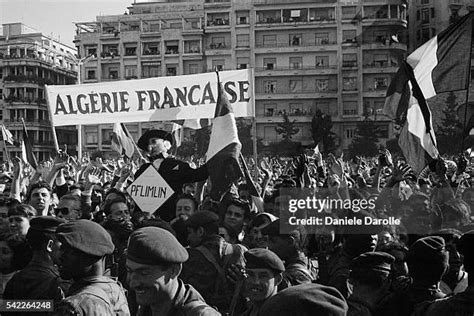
{"left": 351, "top": 251, "right": 395, "bottom": 273}
{"left": 245, "top": 248, "right": 285, "bottom": 274}
{"left": 260, "top": 219, "right": 281, "bottom": 236}
{"left": 137, "top": 129, "right": 173, "bottom": 151}
{"left": 185, "top": 211, "right": 219, "bottom": 228}
{"left": 408, "top": 236, "right": 447, "bottom": 263}
{"left": 56, "top": 220, "right": 114, "bottom": 257}
{"left": 127, "top": 227, "right": 188, "bottom": 265}
{"left": 457, "top": 230, "right": 474, "bottom": 257}
{"left": 29, "top": 216, "right": 65, "bottom": 233}
{"left": 259, "top": 283, "right": 348, "bottom": 316}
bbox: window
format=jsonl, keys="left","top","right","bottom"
{"left": 188, "top": 64, "right": 199, "bottom": 74}
{"left": 422, "top": 28, "right": 430, "bottom": 42}
{"left": 317, "top": 102, "right": 331, "bottom": 115}
{"left": 264, "top": 81, "right": 276, "bottom": 94}
{"left": 212, "top": 59, "right": 225, "bottom": 71}
{"left": 86, "top": 47, "right": 97, "bottom": 57}
{"left": 125, "top": 65, "right": 137, "bottom": 79}
{"left": 345, "top": 128, "right": 355, "bottom": 139}
{"left": 239, "top": 16, "right": 248, "bottom": 25}
{"left": 343, "top": 77, "right": 357, "bottom": 91}
{"left": 86, "top": 132, "right": 98, "bottom": 145}
{"left": 289, "top": 34, "right": 302, "bottom": 46}
{"left": 342, "top": 6, "right": 357, "bottom": 20}
{"left": 142, "top": 63, "right": 160, "bottom": 78}
{"left": 165, "top": 41, "right": 179, "bottom": 54}
{"left": 108, "top": 68, "right": 119, "bottom": 79}
{"left": 143, "top": 42, "right": 160, "bottom": 55}
{"left": 102, "top": 44, "right": 118, "bottom": 57}
{"left": 237, "top": 57, "right": 249, "bottom": 70}
{"left": 316, "top": 79, "right": 328, "bottom": 92}
{"left": 289, "top": 57, "right": 303, "bottom": 69}
{"left": 343, "top": 101, "right": 358, "bottom": 115}
{"left": 342, "top": 54, "right": 357, "bottom": 67}
{"left": 86, "top": 69, "right": 96, "bottom": 80}
{"left": 264, "top": 58, "right": 276, "bottom": 70}
{"left": 374, "top": 54, "right": 388, "bottom": 67}
{"left": 263, "top": 35, "right": 277, "bottom": 47}
{"left": 315, "top": 32, "right": 329, "bottom": 45}
{"left": 264, "top": 103, "right": 276, "bottom": 116}
{"left": 343, "top": 30, "right": 357, "bottom": 43}
{"left": 102, "top": 129, "right": 113, "bottom": 145}
{"left": 316, "top": 56, "right": 329, "bottom": 67}
{"left": 236, "top": 34, "right": 249, "bottom": 48}
{"left": 184, "top": 40, "right": 200, "bottom": 54}
{"left": 289, "top": 80, "right": 302, "bottom": 93}
{"left": 166, "top": 65, "right": 177, "bottom": 76}
{"left": 431, "top": 8, "right": 435, "bottom": 18}
{"left": 289, "top": 103, "right": 303, "bottom": 116}
{"left": 374, "top": 31, "right": 388, "bottom": 44}
{"left": 124, "top": 46, "right": 137, "bottom": 56}
{"left": 421, "top": 9, "right": 430, "bottom": 23}
{"left": 374, "top": 77, "right": 388, "bottom": 90}
{"left": 210, "top": 37, "right": 226, "bottom": 49}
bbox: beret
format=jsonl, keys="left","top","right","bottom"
{"left": 137, "top": 129, "right": 174, "bottom": 151}
{"left": 185, "top": 211, "right": 219, "bottom": 228}
{"left": 29, "top": 216, "right": 65, "bottom": 233}
{"left": 408, "top": 236, "right": 446, "bottom": 262}
{"left": 457, "top": 230, "right": 474, "bottom": 257}
{"left": 245, "top": 248, "right": 284, "bottom": 274}
{"left": 128, "top": 227, "right": 188, "bottom": 264}
{"left": 56, "top": 220, "right": 114, "bottom": 257}
{"left": 351, "top": 251, "right": 395, "bottom": 273}
{"left": 259, "top": 283, "right": 348, "bottom": 316}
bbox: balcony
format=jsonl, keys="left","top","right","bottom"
{"left": 255, "top": 65, "right": 338, "bottom": 76}
{"left": 3, "top": 75, "right": 55, "bottom": 86}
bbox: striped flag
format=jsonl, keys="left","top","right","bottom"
{"left": 384, "top": 12, "right": 473, "bottom": 173}
{"left": 111, "top": 122, "right": 135, "bottom": 158}
{"left": 1, "top": 124, "right": 14, "bottom": 145}
{"left": 21, "top": 120, "right": 37, "bottom": 169}
{"left": 206, "top": 73, "right": 243, "bottom": 201}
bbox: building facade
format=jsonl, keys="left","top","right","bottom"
{"left": 0, "top": 23, "right": 78, "bottom": 161}
{"left": 74, "top": 0, "right": 407, "bottom": 154}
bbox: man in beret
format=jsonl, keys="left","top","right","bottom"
{"left": 135, "top": 130, "right": 208, "bottom": 221}
{"left": 53, "top": 220, "right": 130, "bottom": 315}
{"left": 241, "top": 248, "right": 285, "bottom": 316}
{"left": 376, "top": 236, "right": 448, "bottom": 316}
{"left": 259, "top": 283, "right": 348, "bottom": 316}
{"left": 126, "top": 226, "right": 220, "bottom": 315}
{"left": 347, "top": 252, "right": 394, "bottom": 316}
{"left": 413, "top": 230, "right": 474, "bottom": 316}
{"left": 4, "top": 216, "right": 69, "bottom": 304}
{"left": 261, "top": 219, "right": 315, "bottom": 290}
{"left": 180, "top": 211, "right": 246, "bottom": 313}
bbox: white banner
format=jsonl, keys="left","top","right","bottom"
{"left": 45, "top": 69, "right": 254, "bottom": 126}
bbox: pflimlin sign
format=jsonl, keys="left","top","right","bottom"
{"left": 126, "top": 165, "right": 174, "bottom": 214}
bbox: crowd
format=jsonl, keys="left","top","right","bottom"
{"left": 1, "top": 128, "right": 474, "bottom": 315}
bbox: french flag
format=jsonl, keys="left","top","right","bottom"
{"left": 384, "top": 12, "right": 473, "bottom": 173}
{"left": 206, "top": 72, "right": 243, "bottom": 201}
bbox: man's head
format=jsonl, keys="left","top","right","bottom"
{"left": 126, "top": 227, "right": 188, "bottom": 307}
{"left": 104, "top": 198, "right": 130, "bottom": 221}
{"left": 55, "top": 220, "right": 114, "bottom": 280}
{"left": 175, "top": 194, "right": 197, "bottom": 221}
{"left": 8, "top": 203, "right": 36, "bottom": 236}
{"left": 137, "top": 130, "right": 174, "bottom": 159}
{"left": 27, "top": 181, "right": 52, "bottom": 216}
{"left": 185, "top": 211, "right": 219, "bottom": 247}
{"left": 244, "top": 248, "right": 285, "bottom": 303}
{"left": 55, "top": 195, "right": 82, "bottom": 221}
{"left": 182, "top": 183, "right": 196, "bottom": 196}
{"left": 224, "top": 198, "right": 251, "bottom": 233}
{"left": 349, "top": 252, "right": 394, "bottom": 293}
{"left": 407, "top": 236, "right": 449, "bottom": 284}
{"left": 27, "top": 216, "right": 65, "bottom": 264}
{"left": 261, "top": 220, "right": 306, "bottom": 262}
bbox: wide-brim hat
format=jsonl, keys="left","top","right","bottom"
{"left": 137, "top": 129, "right": 174, "bottom": 151}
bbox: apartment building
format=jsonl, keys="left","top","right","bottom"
{"left": 0, "top": 23, "right": 78, "bottom": 161}
{"left": 74, "top": 0, "right": 407, "bottom": 153}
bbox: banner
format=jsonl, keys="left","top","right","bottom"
{"left": 45, "top": 69, "right": 254, "bottom": 126}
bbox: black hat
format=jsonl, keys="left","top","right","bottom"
{"left": 137, "top": 129, "right": 174, "bottom": 152}
{"left": 245, "top": 248, "right": 285, "bottom": 274}
{"left": 56, "top": 220, "right": 114, "bottom": 257}
{"left": 259, "top": 283, "right": 348, "bottom": 316}
{"left": 127, "top": 227, "right": 188, "bottom": 265}
{"left": 185, "top": 211, "right": 219, "bottom": 228}
{"left": 457, "top": 230, "right": 474, "bottom": 257}
{"left": 351, "top": 251, "right": 395, "bottom": 273}
{"left": 408, "top": 236, "right": 447, "bottom": 263}
{"left": 29, "top": 216, "right": 66, "bottom": 233}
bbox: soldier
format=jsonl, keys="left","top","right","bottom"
{"left": 53, "top": 220, "right": 130, "bottom": 315}
{"left": 347, "top": 252, "right": 394, "bottom": 316}
{"left": 126, "top": 226, "right": 220, "bottom": 315}
{"left": 240, "top": 248, "right": 285, "bottom": 316}
{"left": 135, "top": 130, "right": 208, "bottom": 221}
{"left": 4, "top": 216, "right": 68, "bottom": 305}
{"left": 376, "top": 236, "right": 448, "bottom": 316}
{"left": 261, "top": 219, "right": 315, "bottom": 290}
{"left": 259, "top": 283, "right": 348, "bottom": 316}
{"left": 180, "top": 211, "right": 246, "bottom": 312}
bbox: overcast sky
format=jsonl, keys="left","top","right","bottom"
{"left": 0, "top": 0, "right": 136, "bottom": 47}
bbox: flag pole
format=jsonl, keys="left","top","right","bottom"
{"left": 2, "top": 134, "right": 10, "bottom": 163}
{"left": 461, "top": 39, "right": 473, "bottom": 152}
{"left": 252, "top": 117, "right": 258, "bottom": 181}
